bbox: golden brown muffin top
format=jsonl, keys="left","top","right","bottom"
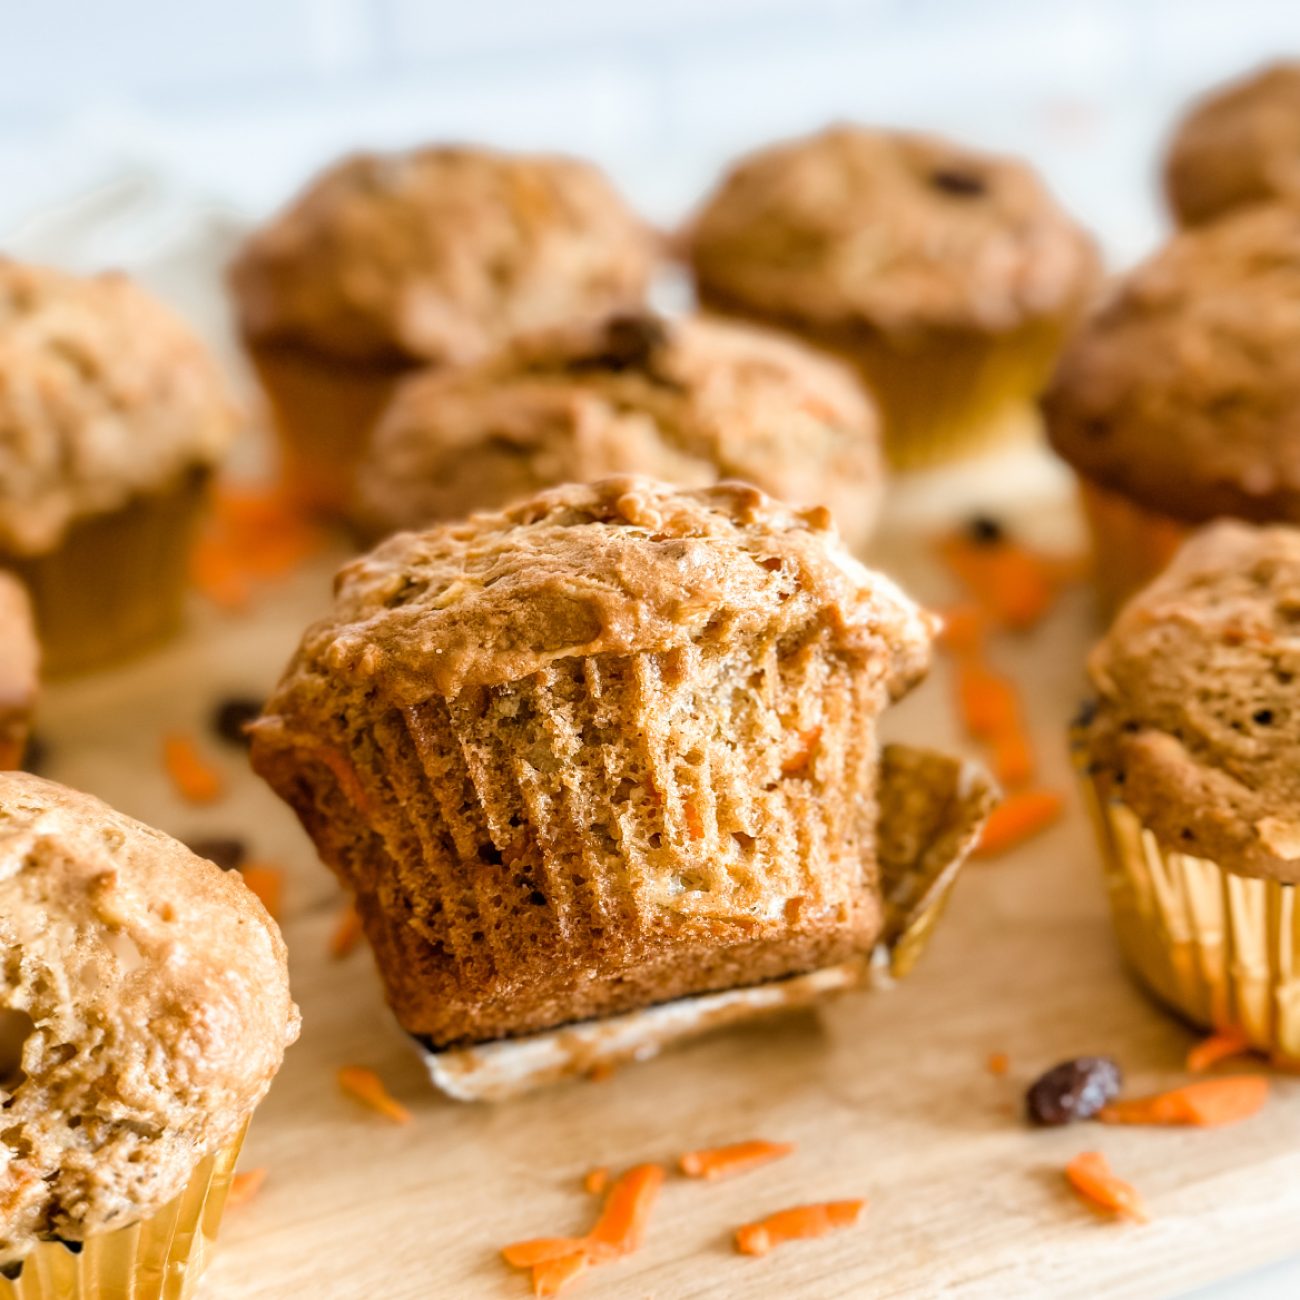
{"left": 1166, "top": 61, "right": 1300, "bottom": 227}
{"left": 0, "top": 261, "right": 236, "bottom": 556}
{"left": 1083, "top": 521, "right": 1300, "bottom": 881}
{"left": 1044, "top": 203, "right": 1300, "bottom": 524}
{"left": 687, "top": 124, "right": 1101, "bottom": 337}
{"left": 351, "top": 310, "right": 882, "bottom": 548}
{"left": 0, "top": 774, "right": 300, "bottom": 1262}
{"left": 229, "top": 145, "right": 657, "bottom": 365}
{"left": 268, "top": 476, "right": 933, "bottom": 708}
{"left": 0, "top": 573, "right": 37, "bottom": 713}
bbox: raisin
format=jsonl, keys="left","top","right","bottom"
{"left": 568, "top": 312, "right": 668, "bottom": 373}
{"left": 1253, "top": 709, "right": 1275, "bottom": 725}
{"left": 187, "top": 837, "right": 248, "bottom": 872}
{"left": 966, "top": 515, "right": 1005, "bottom": 545}
{"left": 211, "top": 696, "right": 262, "bottom": 747}
{"left": 1025, "top": 1056, "right": 1122, "bottom": 1126}
{"left": 20, "top": 733, "right": 47, "bottom": 775}
{"left": 1071, "top": 698, "right": 1099, "bottom": 730}
{"left": 1, "top": 1261, "right": 22, "bottom": 1281}
{"left": 930, "top": 166, "right": 986, "bottom": 197}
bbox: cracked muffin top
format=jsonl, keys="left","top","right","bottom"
{"left": 1166, "top": 61, "right": 1300, "bottom": 227}
{"left": 687, "top": 124, "right": 1100, "bottom": 338}
{"left": 351, "top": 310, "right": 882, "bottom": 549}
{"left": 1082, "top": 520, "right": 1300, "bottom": 881}
{"left": 0, "top": 774, "right": 299, "bottom": 1264}
{"left": 1044, "top": 203, "right": 1300, "bottom": 524}
{"left": 229, "top": 145, "right": 657, "bottom": 365}
{"left": 0, "top": 260, "right": 236, "bottom": 555}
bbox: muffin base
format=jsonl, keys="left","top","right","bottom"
{"left": 5, "top": 472, "right": 211, "bottom": 677}
{"left": 1077, "top": 765, "right": 1300, "bottom": 1064}
{"left": 0, "top": 1131, "right": 244, "bottom": 1300}
{"left": 246, "top": 340, "right": 412, "bottom": 517}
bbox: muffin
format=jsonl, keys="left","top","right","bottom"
{"left": 0, "top": 575, "right": 37, "bottom": 770}
{"left": 1044, "top": 202, "right": 1300, "bottom": 617}
{"left": 0, "top": 773, "right": 299, "bottom": 1297}
{"left": 1075, "top": 520, "right": 1300, "bottom": 1061}
{"left": 229, "top": 146, "right": 657, "bottom": 514}
{"left": 1166, "top": 61, "right": 1300, "bottom": 227}
{"left": 0, "top": 260, "right": 236, "bottom": 675}
{"left": 250, "top": 476, "right": 936, "bottom": 1048}
{"left": 351, "top": 309, "right": 884, "bottom": 551}
{"left": 686, "top": 124, "right": 1101, "bottom": 467}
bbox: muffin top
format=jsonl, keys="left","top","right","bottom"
{"left": 351, "top": 310, "right": 882, "bottom": 547}
{"left": 1166, "top": 62, "right": 1300, "bottom": 227}
{"left": 1084, "top": 521, "right": 1300, "bottom": 881}
{"left": 687, "top": 124, "right": 1100, "bottom": 338}
{"left": 229, "top": 145, "right": 656, "bottom": 365}
{"left": 0, "top": 573, "right": 37, "bottom": 714}
{"left": 0, "top": 774, "right": 299, "bottom": 1262}
{"left": 0, "top": 261, "right": 236, "bottom": 556}
{"left": 266, "top": 476, "right": 934, "bottom": 711}
{"left": 1044, "top": 203, "right": 1300, "bottom": 524}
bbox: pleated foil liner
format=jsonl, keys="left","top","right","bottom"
{"left": 0, "top": 1129, "right": 245, "bottom": 1300}
{"left": 1078, "top": 770, "right": 1300, "bottom": 1063}
{"left": 417, "top": 743, "right": 996, "bottom": 1102}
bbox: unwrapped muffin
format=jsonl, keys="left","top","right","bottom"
{"left": 1075, "top": 521, "right": 1300, "bottom": 1060}
{"left": 0, "top": 575, "right": 36, "bottom": 770}
{"left": 229, "top": 146, "right": 657, "bottom": 513}
{"left": 352, "top": 310, "right": 883, "bottom": 551}
{"left": 0, "top": 260, "right": 236, "bottom": 674}
{"left": 686, "top": 125, "right": 1101, "bottom": 467}
{"left": 1044, "top": 202, "right": 1300, "bottom": 615}
{"left": 251, "top": 477, "right": 935, "bottom": 1047}
{"left": 0, "top": 773, "right": 299, "bottom": 1297}
{"left": 1166, "top": 61, "right": 1300, "bottom": 227}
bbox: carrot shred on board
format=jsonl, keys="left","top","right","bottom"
{"left": 683, "top": 799, "right": 705, "bottom": 841}
{"left": 1187, "top": 1026, "right": 1255, "bottom": 1074}
{"left": 679, "top": 1139, "right": 795, "bottom": 1181}
{"left": 734, "top": 1199, "right": 866, "bottom": 1257}
{"left": 938, "top": 604, "right": 988, "bottom": 658}
{"left": 163, "top": 733, "right": 224, "bottom": 805}
{"left": 1065, "top": 1151, "right": 1148, "bottom": 1223}
{"left": 531, "top": 1252, "right": 588, "bottom": 1298}
{"left": 239, "top": 864, "right": 285, "bottom": 920}
{"left": 337, "top": 1066, "right": 412, "bottom": 1125}
{"left": 329, "top": 902, "right": 364, "bottom": 959}
{"left": 956, "top": 660, "right": 1020, "bottom": 738}
{"left": 986, "top": 1051, "right": 1010, "bottom": 1077}
{"left": 1098, "top": 1076, "right": 1269, "bottom": 1128}
{"left": 587, "top": 1164, "right": 666, "bottom": 1256}
{"left": 583, "top": 1167, "right": 609, "bottom": 1196}
{"left": 226, "top": 1168, "right": 267, "bottom": 1209}
{"left": 501, "top": 1238, "right": 613, "bottom": 1269}
{"left": 937, "top": 533, "right": 1061, "bottom": 631}
{"left": 973, "top": 790, "right": 1064, "bottom": 858}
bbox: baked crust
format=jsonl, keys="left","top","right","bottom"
{"left": 0, "top": 572, "right": 37, "bottom": 766}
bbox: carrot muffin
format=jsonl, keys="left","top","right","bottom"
{"left": 0, "top": 575, "right": 37, "bottom": 770}
{"left": 1165, "top": 61, "right": 1300, "bottom": 227}
{"left": 1044, "top": 202, "right": 1300, "bottom": 616}
{"left": 250, "top": 476, "right": 936, "bottom": 1047}
{"left": 1075, "top": 521, "right": 1300, "bottom": 1060}
{"left": 686, "top": 124, "right": 1101, "bottom": 467}
{"left": 0, "top": 773, "right": 299, "bottom": 1297}
{"left": 351, "top": 310, "right": 883, "bottom": 551}
{"left": 229, "top": 146, "right": 657, "bottom": 513}
{"left": 0, "top": 260, "right": 236, "bottom": 675}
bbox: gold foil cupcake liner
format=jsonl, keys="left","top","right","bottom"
{"left": 0, "top": 1129, "right": 245, "bottom": 1300}
{"left": 1077, "top": 767, "right": 1300, "bottom": 1064}
{"left": 417, "top": 743, "right": 996, "bottom": 1101}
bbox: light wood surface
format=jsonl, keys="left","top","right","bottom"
{"left": 33, "top": 467, "right": 1300, "bottom": 1300}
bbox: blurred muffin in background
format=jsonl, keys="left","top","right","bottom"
{"left": 1043, "top": 202, "right": 1300, "bottom": 617}
{"left": 0, "top": 573, "right": 37, "bottom": 769}
{"left": 229, "top": 146, "right": 658, "bottom": 515}
{"left": 351, "top": 309, "right": 883, "bottom": 551}
{"left": 686, "top": 124, "right": 1101, "bottom": 468}
{"left": 1166, "top": 61, "right": 1300, "bottom": 227}
{"left": 0, "top": 261, "right": 236, "bottom": 675}
{"left": 250, "top": 476, "right": 935, "bottom": 1047}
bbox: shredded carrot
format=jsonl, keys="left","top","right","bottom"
{"left": 531, "top": 1252, "right": 588, "bottom": 1298}
{"left": 938, "top": 604, "right": 988, "bottom": 658}
{"left": 781, "top": 727, "right": 822, "bottom": 775}
{"left": 679, "top": 1139, "right": 795, "bottom": 1181}
{"left": 588, "top": 1164, "right": 666, "bottom": 1256}
{"left": 937, "top": 533, "right": 1061, "bottom": 631}
{"left": 683, "top": 798, "right": 704, "bottom": 841}
{"left": 583, "top": 1167, "right": 609, "bottom": 1196}
{"left": 735, "top": 1199, "right": 866, "bottom": 1256}
{"left": 956, "top": 660, "right": 1020, "bottom": 739}
{"left": 162, "top": 733, "right": 224, "bottom": 805}
{"left": 239, "top": 864, "right": 285, "bottom": 920}
{"left": 226, "top": 1168, "right": 267, "bottom": 1209}
{"left": 973, "top": 790, "right": 1064, "bottom": 858}
{"left": 329, "top": 901, "right": 364, "bottom": 959}
{"left": 337, "top": 1065, "right": 411, "bottom": 1125}
{"left": 1187, "top": 1026, "right": 1255, "bottom": 1074}
{"left": 1098, "top": 1076, "right": 1269, "bottom": 1128}
{"left": 1064, "top": 1151, "right": 1148, "bottom": 1223}
{"left": 986, "top": 1051, "right": 1010, "bottom": 1077}
{"left": 501, "top": 1238, "right": 613, "bottom": 1269}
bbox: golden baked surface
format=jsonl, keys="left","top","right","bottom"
{"left": 229, "top": 146, "right": 656, "bottom": 364}
{"left": 0, "top": 774, "right": 300, "bottom": 1264}
{"left": 0, "top": 261, "right": 236, "bottom": 556}
{"left": 1166, "top": 61, "right": 1300, "bottom": 226}
{"left": 1044, "top": 203, "right": 1300, "bottom": 524}
{"left": 351, "top": 310, "right": 882, "bottom": 549}
{"left": 0, "top": 572, "right": 37, "bottom": 713}
{"left": 1083, "top": 520, "right": 1300, "bottom": 881}
{"left": 687, "top": 124, "right": 1100, "bottom": 337}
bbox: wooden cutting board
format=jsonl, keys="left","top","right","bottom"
{"left": 32, "top": 457, "right": 1300, "bottom": 1300}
